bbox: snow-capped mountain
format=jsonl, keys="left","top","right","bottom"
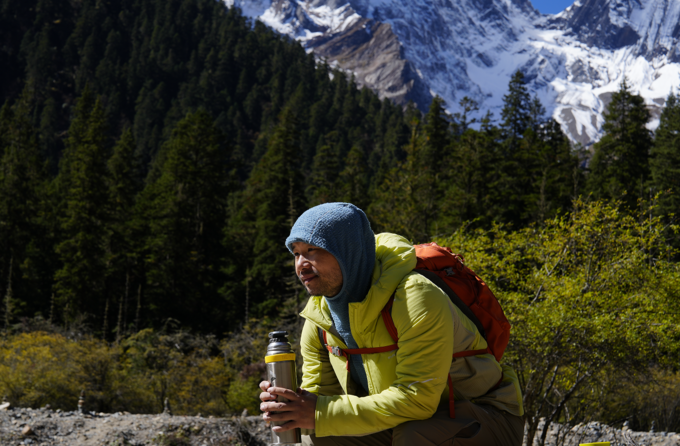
{"left": 226, "top": 0, "right": 680, "bottom": 146}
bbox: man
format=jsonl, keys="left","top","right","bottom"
{"left": 260, "top": 203, "right": 524, "bottom": 445}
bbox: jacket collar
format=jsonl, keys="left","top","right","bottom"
{"left": 300, "top": 233, "right": 416, "bottom": 334}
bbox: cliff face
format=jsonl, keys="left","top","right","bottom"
{"left": 552, "top": 0, "right": 641, "bottom": 51}
{"left": 307, "top": 18, "right": 432, "bottom": 107}
{"left": 553, "top": 0, "right": 680, "bottom": 61}
{"left": 229, "top": 0, "right": 432, "bottom": 108}
{"left": 230, "top": 0, "right": 680, "bottom": 145}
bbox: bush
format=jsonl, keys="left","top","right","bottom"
{"left": 0, "top": 325, "right": 271, "bottom": 415}
{"left": 436, "top": 199, "right": 680, "bottom": 445}
{"left": 0, "top": 332, "right": 81, "bottom": 409}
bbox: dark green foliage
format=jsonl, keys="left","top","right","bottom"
{"left": 107, "top": 128, "right": 142, "bottom": 339}
{"left": 370, "top": 98, "right": 455, "bottom": 241}
{"left": 371, "top": 118, "right": 438, "bottom": 242}
{"left": 0, "top": 0, "right": 662, "bottom": 338}
{"left": 0, "top": 94, "right": 49, "bottom": 326}
{"left": 235, "top": 107, "right": 306, "bottom": 315}
{"left": 588, "top": 79, "right": 652, "bottom": 208}
{"left": 0, "top": 0, "right": 408, "bottom": 333}
{"left": 517, "top": 119, "right": 579, "bottom": 224}
{"left": 307, "top": 144, "right": 339, "bottom": 206}
{"left": 651, "top": 92, "right": 680, "bottom": 217}
{"left": 501, "top": 70, "right": 532, "bottom": 151}
{"left": 422, "top": 96, "right": 450, "bottom": 172}
{"left": 441, "top": 115, "right": 499, "bottom": 228}
{"left": 494, "top": 77, "right": 578, "bottom": 227}
{"left": 137, "top": 110, "right": 230, "bottom": 331}
{"left": 495, "top": 72, "right": 535, "bottom": 226}
{"left": 452, "top": 96, "right": 479, "bottom": 136}
{"left": 337, "top": 146, "right": 369, "bottom": 210}
{"left": 53, "top": 94, "right": 111, "bottom": 326}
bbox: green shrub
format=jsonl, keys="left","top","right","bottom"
{"left": 0, "top": 327, "right": 271, "bottom": 416}
{"left": 436, "top": 199, "right": 680, "bottom": 444}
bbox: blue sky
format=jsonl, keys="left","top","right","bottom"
{"left": 531, "top": 0, "right": 574, "bottom": 15}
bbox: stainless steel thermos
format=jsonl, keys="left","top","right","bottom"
{"left": 265, "top": 331, "right": 301, "bottom": 445}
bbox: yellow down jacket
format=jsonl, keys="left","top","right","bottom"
{"left": 299, "top": 233, "right": 524, "bottom": 437}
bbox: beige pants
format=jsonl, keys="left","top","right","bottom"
{"left": 302, "top": 401, "right": 524, "bottom": 446}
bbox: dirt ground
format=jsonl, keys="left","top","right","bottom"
{"left": 1, "top": 405, "right": 679, "bottom": 446}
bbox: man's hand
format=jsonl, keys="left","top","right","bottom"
{"left": 259, "top": 380, "right": 317, "bottom": 431}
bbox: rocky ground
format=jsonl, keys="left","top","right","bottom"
{"left": 1, "top": 404, "right": 678, "bottom": 446}
{"left": 0, "top": 405, "right": 269, "bottom": 446}
{"left": 533, "top": 419, "right": 680, "bottom": 446}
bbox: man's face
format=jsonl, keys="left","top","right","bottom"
{"left": 291, "top": 242, "right": 343, "bottom": 297}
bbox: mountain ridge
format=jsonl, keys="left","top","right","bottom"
{"left": 227, "top": 0, "right": 680, "bottom": 145}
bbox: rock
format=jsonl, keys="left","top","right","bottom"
{"left": 21, "top": 424, "right": 34, "bottom": 436}
{"left": 0, "top": 402, "right": 9, "bottom": 411}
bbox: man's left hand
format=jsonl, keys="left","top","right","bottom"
{"left": 259, "top": 385, "right": 317, "bottom": 431}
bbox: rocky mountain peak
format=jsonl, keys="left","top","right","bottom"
{"left": 229, "top": 0, "right": 680, "bottom": 145}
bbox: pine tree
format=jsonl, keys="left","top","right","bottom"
{"left": 372, "top": 96, "right": 451, "bottom": 238}
{"left": 501, "top": 70, "right": 532, "bottom": 151}
{"left": 441, "top": 124, "right": 499, "bottom": 228}
{"left": 491, "top": 71, "right": 535, "bottom": 226}
{"left": 452, "top": 96, "right": 479, "bottom": 136}
{"left": 53, "top": 94, "right": 111, "bottom": 326}
{"left": 139, "top": 110, "right": 230, "bottom": 331}
{"left": 422, "top": 96, "right": 450, "bottom": 173}
{"left": 370, "top": 118, "right": 437, "bottom": 242}
{"left": 588, "top": 79, "right": 652, "bottom": 209}
{"left": 528, "top": 95, "right": 546, "bottom": 133}
{"left": 337, "top": 146, "right": 369, "bottom": 210}
{"left": 0, "top": 95, "right": 48, "bottom": 325}
{"left": 107, "top": 129, "right": 141, "bottom": 339}
{"left": 307, "top": 144, "right": 339, "bottom": 207}
{"left": 236, "top": 106, "right": 305, "bottom": 315}
{"left": 650, "top": 92, "right": 680, "bottom": 217}
{"left": 519, "top": 119, "right": 578, "bottom": 224}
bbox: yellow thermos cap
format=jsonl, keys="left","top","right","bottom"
{"left": 265, "top": 353, "right": 296, "bottom": 363}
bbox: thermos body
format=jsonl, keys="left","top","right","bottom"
{"left": 265, "top": 331, "right": 302, "bottom": 445}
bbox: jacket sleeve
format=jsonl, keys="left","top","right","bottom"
{"left": 300, "top": 318, "right": 344, "bottom": 397}
{"left": 314, "top": 279, "right": 455, "bottom": 437}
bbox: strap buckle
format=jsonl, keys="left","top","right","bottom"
{"left": 330, "top": 346, "right": 343, "bottom": 357}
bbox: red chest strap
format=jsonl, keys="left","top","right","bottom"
{"left": 322, "top": 293, "right": 399, "bottom": 370}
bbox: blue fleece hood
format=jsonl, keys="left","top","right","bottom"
{"left": 285, "top": 202, "right": 376, "bottom": 303}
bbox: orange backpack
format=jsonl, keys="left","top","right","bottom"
{"left": 413, "top": 242, "right": 511, "bottom": 362}
{"left": 318, "top": 242, "right": 511, "bottom": 418}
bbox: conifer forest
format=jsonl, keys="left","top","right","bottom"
{"left": 1, "top": 0, "right": 680, "bottom": 440}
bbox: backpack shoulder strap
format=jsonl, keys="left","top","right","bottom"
{"left": 317, "top": 326, "right": 326, "bottom": 349}
{"left": 414, "top": 269, "right": 487, "bottom": 340}
{"left": 381, "top": 292, "right": 399, "bottom": 343}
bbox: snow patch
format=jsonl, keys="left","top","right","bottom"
{"left": 225, "top": 0, "right": 270, "bottom": 18}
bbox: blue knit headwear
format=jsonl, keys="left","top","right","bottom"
{"left": 286, "top": 203, "right": 375, "bottom": 392}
